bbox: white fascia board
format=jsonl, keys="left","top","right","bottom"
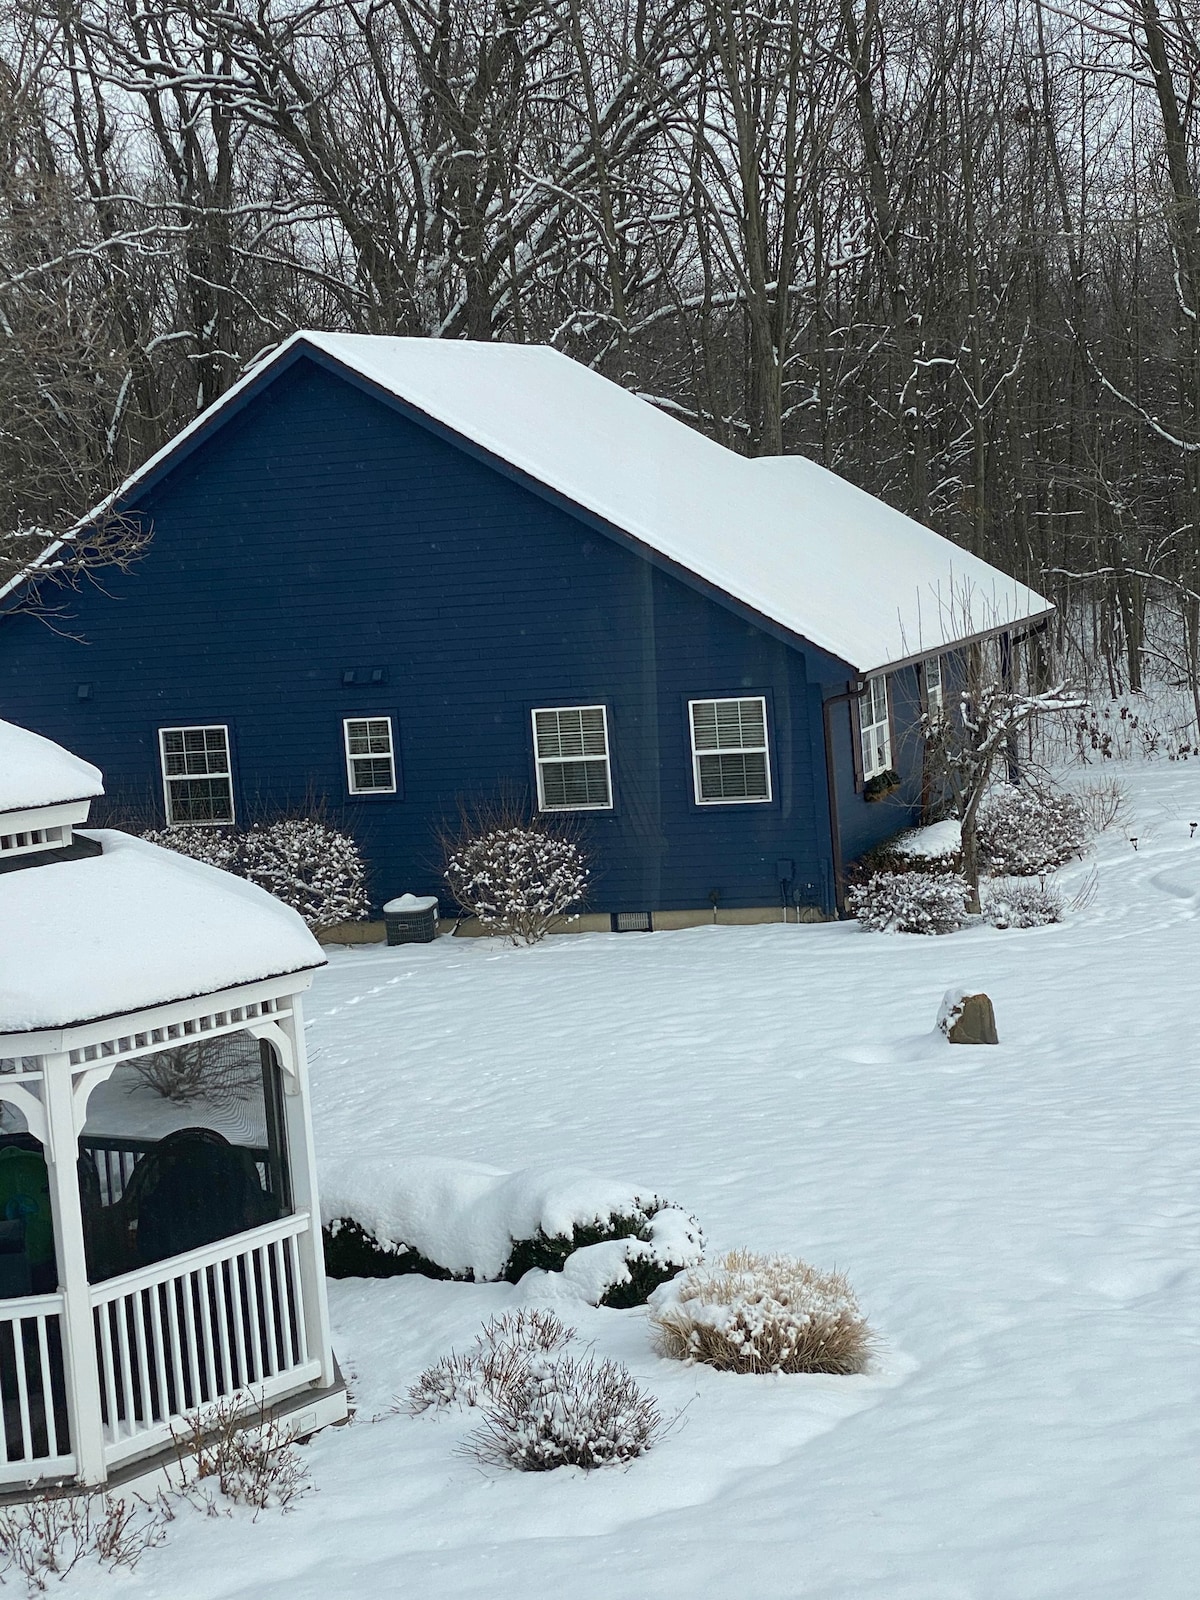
{"left": 0, "top": 800, "right": 93, "bottom": 834}
{"left": 0, "top": 968, "right": 318, "bottom": 1060}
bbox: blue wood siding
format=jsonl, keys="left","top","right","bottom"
{"left": 0, "top": 355, "right": 878, "bottom": 916}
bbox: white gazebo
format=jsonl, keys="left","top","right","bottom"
{"left": 0, "top": 720, "right": 345, "bottom": 1491}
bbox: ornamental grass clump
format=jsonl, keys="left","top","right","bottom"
{"left": 650, "top": 1249, "right": 872, "bottom": 1375}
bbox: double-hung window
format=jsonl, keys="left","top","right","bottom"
{"left": 532, "top": 706, "right": 612, "bottom": 810}
{"left": 344, "top": 717, "right": 397, "bottom": 794}
{"left": 159, "top": 725, "right": 234, "bottom": 825}
{"left": 858, "top": 675, "right": 892, "bottom": 779}
{"left": 924, "top": 655, "right": 944, "bottom": 716}
{"left": 689, "top": 697, "right": 771, "bottom": 803}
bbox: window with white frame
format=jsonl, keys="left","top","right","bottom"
{"left": 532, "top": 706, "right": 612, "bottom": 810}
{"left": 344, "top": 717, "right": 397, "bottom": 794}
{"left": 689, "top": 697, "right": 771, "bottom": 803}
{"left": 924, "top": 654, "right": 944, "bottom": 715}
{"left": 858, "top": 676, "right": 892, "bottom": 779}
{"left": 159, "top": 725, "right": 234, "bottom": 824}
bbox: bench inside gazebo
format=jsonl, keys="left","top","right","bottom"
{"left": 0, "top": 720, "right": 346, "bottom": 1492}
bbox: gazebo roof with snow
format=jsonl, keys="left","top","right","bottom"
{"left": 0, "top": 719, "right": 104, "bottom": 816}
{"left": 0, "top": 829, "right": 325, "bottom": 1039}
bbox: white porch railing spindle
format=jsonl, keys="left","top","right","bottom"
{"left": 258, "top": 1242, "right": 278, "bottom": 1378}
{"left": 230, "top": 1252, "right": 250, "bottom": 1387}
{"left": 244, "top": 1249, "right": 265, "bottom": 1383}
{"left": 12, "top": 1318, "right": 34, "bottom": 1463}
{"left": 115, "top": 1300, "right": 137, "bottom": 1436}
{"left": 181, "top": 1272, "right": 202, "bottom": 1407}
{"left": 34, "top": 1314, "right": 63, "bottom": 1459}
{"left": 213, "top": 1260, "right": 234, "bottom": 1395}
{"left": 96, "top": 1307, "right": 120, "bottom": 1442}
{"left": 197, "top": 1266, "right": 217, "bottom": 1405}
{"left": 286, "top": 1233, "right": 309, "bottom": 1367}
{"left": 164, "top": 1276, "right": 186, "bottom": 1414}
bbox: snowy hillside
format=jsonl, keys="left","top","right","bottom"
{"left": 90, "top": 761, "right": 1200, "bottom": 1600}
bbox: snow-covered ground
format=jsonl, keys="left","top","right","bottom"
{"left": 96, "top": 761, "right": 1200, "bottom": 1599}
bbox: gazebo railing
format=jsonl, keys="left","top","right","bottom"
{"left": 90, "top": 1213, "right": 320, "bottom": 1470}
{"left": 0, "top": 1294, "right": 74, "bottom": 1487}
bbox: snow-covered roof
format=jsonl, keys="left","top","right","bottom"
{"left": 0, "top": 719, "right": 104, "bottom": 816}
{"left": 5, "top": 333, "right": 1053, "bottom": 674}
{"left": 0, "top": 830, "right": 324, "bottom": 1035}
{"left": 292, "top": 335, "right": 1053, "bottom": 672}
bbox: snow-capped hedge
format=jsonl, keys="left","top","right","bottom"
{"left": 319, "top": 1155, "right": 703, "bottom": 1307}
{"left": 847, "top": 870, "right": 970, "bottom": 934}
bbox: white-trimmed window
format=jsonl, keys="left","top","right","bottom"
{"left": 689, "top": 697, "right": 771, "bottom": 804}
{"left": 924, "top": 654, "right": 944, "bottom": 715}
{"left": 859, "top": 676, "right": 892, "bottom": 779}
{"left": 344, "top": 717, "right": 397, "bottom": 794}
{"left": 532, "top": 705, "right": 612, "bottom": 810}
{"left": 159, "top": 725, "right": 234, "bottom": 825}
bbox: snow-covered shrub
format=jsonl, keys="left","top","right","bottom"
{"left": 240, "top": 818, "right": 369, "bottom": 930}
{"left": 847, "top": 870, "right": 969, "bottom": 934}
{"left": 444, "top": 822, "right": 588, "bottom": 945}
{"left": 650, "top": 1250, "right": 872, "bottom": 1375}
{"left": 977, "top": 786, "right": 1089, "bottom": 875}
{"left": 984, "top": 880, "right": 1065, "bottom": 929}
{"left": 468, "top": 1351, "right": 663, "bottom": 1472}
{"left": 140, "top": 826, "right": 240, "bottom": 871}
{"left": 409, "top": 1312, "right": 663, "bottom": 1472}
{"left": 407, "top": 1310, "right": 576, "bottom": 1414}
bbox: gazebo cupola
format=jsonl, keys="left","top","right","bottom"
{"left": 0, "top": 719, "right": 345, "bottom": 1493}
{"left": 0, "top": 720, "right": 105, "bottom": 873}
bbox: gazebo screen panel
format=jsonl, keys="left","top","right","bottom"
{"left": 78, "top": 1031, "right": 292, "bottom": 1285}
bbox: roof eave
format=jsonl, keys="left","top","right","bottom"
{"left": 856, "top": 606, "right": 1056, "bottom": 678}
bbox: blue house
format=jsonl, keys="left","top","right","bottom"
{"left": 0, "top": 334, "right": 1051, "bottom": 923}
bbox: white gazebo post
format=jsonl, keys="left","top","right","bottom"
{"left": 40, "top": 1053, "right": 107, "bottom": 1485}
{"left": 263, "top": 995, "right": 337, "bottom": 1393}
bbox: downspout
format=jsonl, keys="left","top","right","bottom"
{"left": 821, "top": 679, "right": 863, "bottom": 918}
